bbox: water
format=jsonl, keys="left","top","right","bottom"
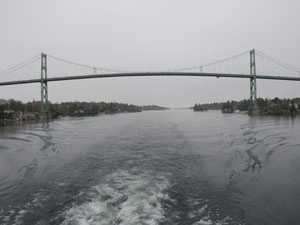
{"left": 0, "top": 110, "right": 300, "bottom": 225}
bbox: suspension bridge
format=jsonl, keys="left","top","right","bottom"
{"left": 0, "top": 49, "right": 299, "bottom": 115}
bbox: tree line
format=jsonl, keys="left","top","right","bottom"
{"left": 194, "top": 97, "right": 300, "bottom": 114}
{"left": 0, "top": 99, "right": 141, "bottom": 119}
{"left": 0, "top": 99, "right": 169, "bottom": 120}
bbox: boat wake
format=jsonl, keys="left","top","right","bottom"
{"left": 60, "top": 170, "right": 171, "bottom": 225}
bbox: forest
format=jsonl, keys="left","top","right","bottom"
{"left": 194, "top": 97, "right": 300, "bottom": 114}
{"left": 0, "top": 99, "right": 169, "bottom": 120}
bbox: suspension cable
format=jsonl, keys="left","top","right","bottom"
{"left": 0, "top": 54, "right": 40, "bottom": 78}
{"left": 47, "top": 54, "right": 131, "bottom": 73}
{"left": 256, "top": 50, "right": 300, "bottom": 72}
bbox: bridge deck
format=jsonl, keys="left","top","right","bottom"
{"left": 0, "top": 72, "right": 300, "bottom": 86}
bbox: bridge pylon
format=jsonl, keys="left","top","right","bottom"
{"left": 41, "top": 53, "right": 48, "bottom": 113}
{"left": 250, "top": 49, "right": 258, "bottom": 110}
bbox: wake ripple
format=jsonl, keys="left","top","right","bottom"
{"left": 60, "top": 170, "right": 171, "bottom": 225}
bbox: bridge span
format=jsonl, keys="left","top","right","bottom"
{"left": 0, "top": 49, "right": 299, "bottom": 114}
{"left": 1, "top": 72, "right": 300, "bottom": 87}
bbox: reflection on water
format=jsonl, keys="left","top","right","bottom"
{"left": 0, "top": 111, "right": 300, "bottom": 224}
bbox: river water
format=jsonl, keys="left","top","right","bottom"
{"left": 0, "top": 110, "right": 300, "bottom": 225}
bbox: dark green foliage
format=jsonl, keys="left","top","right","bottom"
{"left": 141, "top": 105, "right": 169, "bottom": 111}
{"left": 0, "top": 99, "right": 142, "bottom": 119}
{"left": 202, "top": 102, "right": 222, "bottom": 110}
{"left": 238, "top": 99, "right": 250, "bottom": 111}
{"left": 0, "top": 104, "right": 4, "bottom": 120}
{"left": 49, "top": 101, "right": 141, "bottom": 116}
{"left": 290, "top": 101, "right": 297, "bottom": 113}
{"left": 222, "top": 101, "right": 234, "bottom": 113}
{"left": 269, "top": 104, "right": 285, "bottom": 115}
{"left": 194, "top": 104, "right": 206, "bottom": 111}
{"left": 193, "top": 97, "right": 300, "bottom": 115}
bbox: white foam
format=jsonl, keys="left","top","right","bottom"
{"left": 18, "top": 209, "right": 27, "bottom": 215}
{"left": 195, "top": 217, "right": 213, "bottom": 225}
{"left": 191, "top": 204, "right": 241, "bottom": 225}
{"left": 193, "top": 214, "right": 241, "bottom": 225}
{"left": 61, "top": 170, "right": 170, "bottom": 225}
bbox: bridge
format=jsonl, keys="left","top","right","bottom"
{"left": 0, "top": 49, "right": 300, "bottom": 114}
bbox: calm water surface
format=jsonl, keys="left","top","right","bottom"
{"left": 0, "top": 110, "right": 300, "bottom": 225}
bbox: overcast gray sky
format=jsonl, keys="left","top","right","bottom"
{"left": 1, "top": 0, "right": 300, "bottom": 108}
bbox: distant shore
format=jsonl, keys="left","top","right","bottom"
{"left": 193, "top": 97, "right": 300, "bottom": 116}
{"left": 0, "top": 99, "right": 169, "bottom": 123}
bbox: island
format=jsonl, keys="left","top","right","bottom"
{"left": 193, "top": 104, "right": 207, "bottom": 111}
{"left": 140, "top": 105, "right": 169, "bottom": 111}
{"left": 0, "top": 98, "right": 168, "bottom": 123}
{"left": 193, "top": 97, "right": 300, "bottom": 115}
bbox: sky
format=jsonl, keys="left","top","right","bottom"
{"left": 0, "top": 0, "right": 300, "bottom": 108}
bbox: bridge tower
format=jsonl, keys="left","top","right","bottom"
{"left": 41, "top": 53, "right": 48, "bottom": 113}
{"left": 250, "top": 49, "right": 258, "bottom": 110}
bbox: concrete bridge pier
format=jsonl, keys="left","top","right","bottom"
{"left": 40, "top": 112, "right": 52, "bottom": 120}
{"left": 248, "top": 108, "right": 260, "bottom": 115}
